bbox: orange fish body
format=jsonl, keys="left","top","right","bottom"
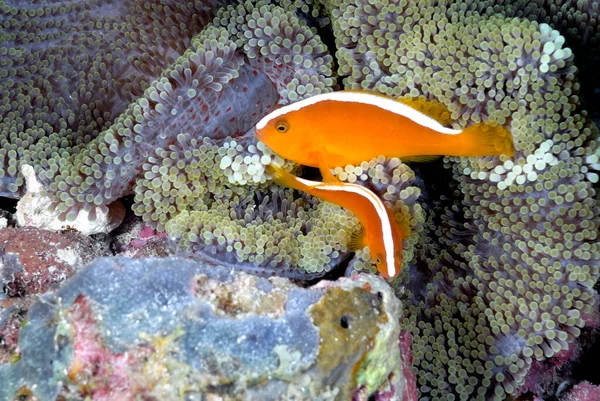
{"left": 268, "top": 164, "right": 407, "bottom": 278}
{"left": 255, "top": 90, "right": 515, "bottom": 168}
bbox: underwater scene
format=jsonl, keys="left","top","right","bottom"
{"left": 1, "top": 0, "right": 599, "bottom": 400}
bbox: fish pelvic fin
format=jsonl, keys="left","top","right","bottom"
{"left": 460, "top": 122, "right": 515, "bottom": 158}
{"left": 317, "top": 150, "right": 341, "bottom": 184}
{"left": 266, "top": 164, "right": 310, "bottom": 192}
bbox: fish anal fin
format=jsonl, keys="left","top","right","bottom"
{"left": 397, "top": 97, "right": 454, "bottom": 126}
{"left": 400, "top": 155, "right": 441, "bottom": 163}
{"left": 317, "top": 150, "right": 341, "bottom": 184}
{"left": 348, "top": 225, "right": 366, "bottom": 251}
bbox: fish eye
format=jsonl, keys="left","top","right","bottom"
{"left": 275, "top": 120, "right": 289, "bottom": 133}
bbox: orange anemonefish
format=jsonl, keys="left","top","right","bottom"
{"left": 267, "top": 164, "right": 408, "bottom": 278}
{"left": 255, "top": 90, "right": 515, "bottom": 170}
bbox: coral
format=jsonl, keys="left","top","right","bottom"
{"left": 0, "top": 226, "right": 111, "bottom": 365}
{"left": 17, "top": 165, "right": 126, "bottom": 235}
{"left": 311, "top": 277, "right": 405, "bottom": 399}
{"left": 319, "top": 0, "right": 600, "bottom": 399}
{"left": 0, "top": 256, "right": 406, "bottom": 401}
{"left": 444, "top": 0, "right": 600, "bottom": 108}
{"left": 35, "top": 0, "right": 335, "bottom": 224}
{"left": 166, "top": 184, "right": 358, "bottom": 279}
{"left": 0, "top": 0, "right": 226, "bottom": 199}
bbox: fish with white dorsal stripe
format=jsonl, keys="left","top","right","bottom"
{"left": 255, "top": 90, "right": 515, "bottom": 168}
{"left": 267, "top": 164, "right": 408, "bottom": 278}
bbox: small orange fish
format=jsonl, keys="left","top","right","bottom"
{"left": 268, "top": 164, "right": 408, "bottom": 278}
{"left": 256, "top": 90, "right": 514, "bottom": 169}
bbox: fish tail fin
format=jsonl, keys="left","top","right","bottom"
{"left": 266, "top": 164, "right": 310, "bottom": 192}
{"left": 460, "top": 122, "right": 515, "bottom": 158}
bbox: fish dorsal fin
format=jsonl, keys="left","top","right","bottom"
{"left": 400, "top": 155, "right": 441, "bottom": 163}
{"left": 348, "top": 225, "right": 366, "bottom": 251}
{"left": 396, "top": 97, "right": 454, "bottom": 126}
{"left": 344, "top": 89, "right": 454, "bottom": 127}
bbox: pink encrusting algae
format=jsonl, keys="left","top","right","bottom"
{"left": 66, "top": 296, "right": 148, "bottom": 401}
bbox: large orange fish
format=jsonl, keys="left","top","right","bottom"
{"left": 267, "top": 164, "right": 408, "bottom": 278}
{"left": 255, "top": 90, "right": 515, "bottom": 169}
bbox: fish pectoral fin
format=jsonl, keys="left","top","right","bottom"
{"left": 267, "top": 164, "right": 304, "bottom": 191}
{"left": 400, "top": 155, "right": 441, "bottom": 163}
{"left": 266, "top": 164, "right": 286, "bottom": 183}
{"left": 347, "top": 225, "right": 366, "bottom": 251}
{"left": 317, "top": 150, "right": 340, "bottom": 184}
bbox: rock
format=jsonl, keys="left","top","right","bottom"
{"left": 0, "top": 297, "right": 33, "bottom": 365}
{"left": 0, "top": 227, "right": 111, "bottom": 365}
{"left": 561, "top": 382, "right": 600, "bottom": 401}
{"left": 111, "top": 218, "right": 169, "bottom": 258}
{"left": 0, "top": 256, "right": 407, "bottom": 400}
{"left": 16, "top": 165, "right": 125, "bottom": 235}
{"left": 0, "top": 227, "right": 111, "bottom": 297}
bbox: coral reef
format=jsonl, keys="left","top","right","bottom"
{"left": 167, "top": 184, "right": 359, "bottom": 279}
{"left": 444, "top": 0, "right": 600, "bottom": 110}
{"left": 112, "top": 220, "right": 169, "bottom": 258}
{"left": 0, "top": 256, "right": 407, "bottom": 400}
{"left": 36, "top": 0, "right": 335, "bottom": 222}
{"left": 2, "top": 0, "right": 600, "bottom": 399}
{"left": 0, "top": 0, "right": 226, "bottom": 199}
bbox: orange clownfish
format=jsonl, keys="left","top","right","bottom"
{"left": 267, "top": 164, "right": 408, "bottom": 278}
{"left": 255, "top": 90, "right": 515, "bottom": 169}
